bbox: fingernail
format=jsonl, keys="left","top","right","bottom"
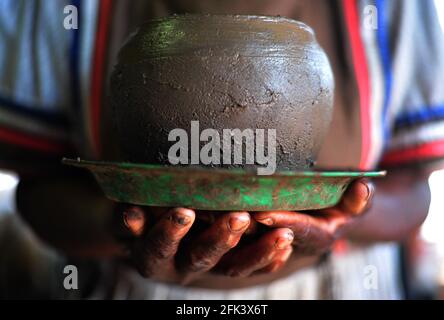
{"left": 228, "top": 214, "right": 250, "bottom": 232}
{"left": 275, "top": 231, "right": 294, "bottom": 249}
{"left": 123, "top": 207, "right": 143, "bottom": 223}
{"left": 256, "top": 217, "right": 274, "bottom": 226}
{"left": 172, "top": 213, "right": 192, "bottom": 226}
{"left": 123, "top": 208, "right": 145, "bottom": 235}
{"left": 360, "top": 180, "right": 373, "bottom": 202}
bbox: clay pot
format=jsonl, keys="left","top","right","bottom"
{"left": 110, "top": 14, "right": 334, "bottom": 170}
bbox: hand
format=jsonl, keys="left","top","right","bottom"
{"left": 117, "top": 178, "right": 373, "bottom": 282}
{"left": 252, "top": 178, "right": 374, "bottom": 255}
{"left": 119, "top": 206, "right": 294, "bottom": 283}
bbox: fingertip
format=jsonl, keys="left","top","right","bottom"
{"left": 253, "top": 211, "right": 298, "bottom": 226}
{"left": 254, "top": 213, "right": 274, "bottom": 226}
{"left": 342, "top": 178, "right": 374, "bottom": 215}
{"left": 227, "top": 211, "right": 251, "bottom": 232}
{"left": 253, "top": 211, "right": 285, "bottom": 226}
{"left": 354, "top": 178, "right": 373, "bottom": 201}
{"left": 123, "top": 206, "right": 146, "bottom": 236}
{"left": 169, "top": 207, "right": 196, "bottom": 227}
{"left": 274, "top": 228, "right": 294, "bottom": 249}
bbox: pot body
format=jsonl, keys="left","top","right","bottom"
{"left": 110, "top": 14, "right": 334, "bottom": 170}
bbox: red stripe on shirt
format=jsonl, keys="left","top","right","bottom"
{"left": 0, "top": 127, "right": 70, "bottom": 154}
{"left": 381, "top": 140, "right": 444, "bottom": 166}
{"left": 343, "top": 0, "right": 372, "bottom": 170}
{"left": 90, "top": 0, "right": 112, "bottom": 158}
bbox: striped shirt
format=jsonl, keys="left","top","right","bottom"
{"left": 1, "top": 0, "right": 443, "bottom": 299}
{"left": 0, "top": 0, "right": 109, "bottom": 168}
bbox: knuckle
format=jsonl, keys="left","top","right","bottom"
{"left": 186, "top": 243, "right": 227, "bottom": 272}
{"left": 187, "top": 254, "right": 215, "bottom": 273}
{"left": 204, "top": 238, "right": 233, "bottom": 256}
{"left": 145, "top": 233, "right": 179, "bottom": 260}
{"left": 150, "top": 245, "right": 176, "bottom": 260}
{"left": 214, "top": 237, "right": 236, "bottom": 251}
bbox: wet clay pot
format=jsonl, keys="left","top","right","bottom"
{"left": 110, "top": 14, "right": 334, "bottom": 170}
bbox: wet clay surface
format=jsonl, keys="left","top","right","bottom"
{"left": 110, "top": 14, "right": 334, "bottom": 170}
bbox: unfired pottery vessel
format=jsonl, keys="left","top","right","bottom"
{"left": 110, "top": 14, "right": 334, "bottom": 170}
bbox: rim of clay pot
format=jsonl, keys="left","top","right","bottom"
{"left": 118, "top": 14, "right": 321, "bottom": 61}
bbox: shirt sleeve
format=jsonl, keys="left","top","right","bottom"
{"left": 380, "top": 0, "right": 444, "bottom": 167}
{"left": 0, "top": 0, "right": 75, "bottom": 162}
{"left": 0, "top": 0, "right": 107, "bottom": 172}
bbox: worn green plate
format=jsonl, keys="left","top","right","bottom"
{"left": 63, "top": 158, "right": 385, "bottom": 211}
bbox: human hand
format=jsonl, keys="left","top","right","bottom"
{"left": 118, "top": 178, "right": 373, "bottom": 281}
{"left": 252, "top": 178, "right": 374, "bottom": 255}
{"left": 119, "top": 206, "right": 293, "bottom": 283}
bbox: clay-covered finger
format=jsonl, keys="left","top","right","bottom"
{"left": 123, "top": 206, "right": 147, "bottom": 236}
{"left": 337, "top": 178, "right": 374, "bottom": 215}
{"left": 132, "top": 208, "right": 195, "bottom": 278}
{"left": 194, "top": 211, "right": 259, "bottom": 235}
{"left": 179, "top": 211, "right": 250, "bottom": 273}
{"left": 215, "top": 228, "right": 294, "bottom": 277}
{"left": 253, "top": 211, "right": 339, "bottom": 254}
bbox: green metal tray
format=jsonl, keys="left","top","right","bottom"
{"left": 63, "top": 158, "right": 385, "bottom": 211}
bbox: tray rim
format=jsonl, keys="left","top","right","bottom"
{"left": 62, "top": 158, "right": 386, "bottom": 178}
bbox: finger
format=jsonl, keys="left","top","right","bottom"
{"left": 132, "top": 208, "right": 195, "bottom": 278}
{"left": 255, "top": 246, "right": 293, "bottom": 274}
{"left": 253, "top": 211, "right": 339, "bottom": 254}
{"left": 193, "top": 211, "right": 259, "bottom": 235}
{"left": 179, "top": 211, "right": 250, "bottom": 273}
{"left": 215, "top": 228, "right": 294, "bottom": 277}
{"left": 336, "top": 178, "right": 374, "bottom": 216}
{"left": 123, "top": 206, "right": 147, "bottom": 236}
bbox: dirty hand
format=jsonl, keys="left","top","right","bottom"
{"left": 252, "top": 178, "right": 374, "bottom": 256}
{"left": 118, "top": 178, "right": 373, "bottom": 281}
{"left": 118, "top": 205, "right": 295, "bottom": 282}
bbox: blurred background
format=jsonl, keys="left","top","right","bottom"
{"left": 0, "top": 170, "right": 17, "bottom": 214}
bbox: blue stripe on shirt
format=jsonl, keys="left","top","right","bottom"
{"left": 395, "top": 105, "right": 444, "bottom": 127}
{"left": 375, "top": 0, "right": 393, "bottom": 144}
